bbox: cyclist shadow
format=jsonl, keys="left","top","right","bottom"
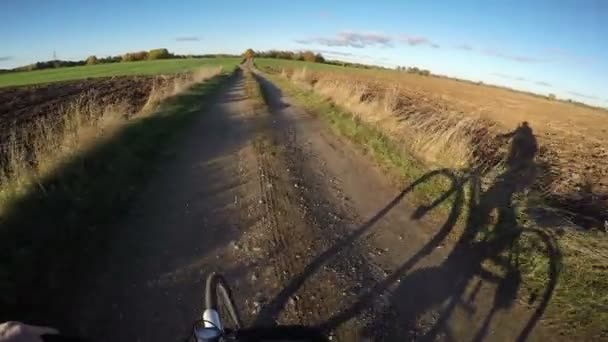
{"left": 322, "top": 121, "right": 561, "bottom": 341}
{"left": 255, "top": 121, "right": 561, "bottom": 340}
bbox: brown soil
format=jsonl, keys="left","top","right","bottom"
{"left": 0, "top": 76, "right": 184, "bottom": 170}
{"left": 0, "top": 76, "right": 175, "bottom": 134}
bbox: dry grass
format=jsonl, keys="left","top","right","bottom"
{"left": 287, "top": 67, "right": 497, "bottom": 169}
{"left": 0, "top": 66, "right": 222, "bottom": 215}
{"left": 279, "top": 66, "right": 608, "bottom": 227}
{"left": 143, "top": 66, "right": 223, "bottom": 111}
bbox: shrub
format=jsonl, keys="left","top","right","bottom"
{"left": 98, "top": 55, "right": 121, "bottom": 64}
{"left": 406, "top": 66, "right": 431, "bottom": 76}
{"left": 122, "top": 51, "right": 148, "bottom": 62}
{"left": 243, "top": 48, "right": 255, "bottom": 59}
{"left": 548, "top": 93, "right": 556, "bottom": 100}
{"left": 86, "top": 55, "right": 98, "bottom": 65}
{"left": 148, "top": 48, "right": 171, "bottom": 60}
{"left": 301, "top": 51, "right": 316, "bottom": 63}
{"left": 314, "top": 53, "right": 325, "bottom": 63}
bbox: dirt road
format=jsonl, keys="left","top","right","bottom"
{"left": 69, "top": 70, "right": 560, "bottom": 341}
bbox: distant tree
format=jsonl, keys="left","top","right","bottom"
{"left": 122, "top": 51, "right": 148, "bottom": 62}
{"left": 86, "top": 55, "right": 98, "bottom": 65}
{"left": 314, "top": 53, "right": 325, "bottom": 63}
{"left": 243, "top": 48, "right": 255, "bottom": 60}
{"left": 98, "top": 55, "right": 121, "bottom": 64}
{"left": 148, "top": 48, "right": 171, "bottom": 60}
{"left": 548, "top": 93, "right": 556, "bottom": 100}
{"left": 277, "top": 50, "right": 295, "bottom": 60}
{"left": 301, "top": 51, "right": 316, "bottom": 63}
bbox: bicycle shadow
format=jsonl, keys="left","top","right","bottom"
{"left": 326, "top": 121, "right": 561, "bottom": 341}
{"left": 257, "top": 122, "right": 561, "bottom": 340}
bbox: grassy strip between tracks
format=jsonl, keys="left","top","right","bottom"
{"left": 0, "top": 68, "right": 237, "bottom": 323}
{"left": 244, "top": 68, "right": 267, "bottom": 112}
{"left": 259, "top": 71, "right": 607, "bottom": 340}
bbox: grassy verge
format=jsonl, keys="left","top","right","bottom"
{"left": 261, "top": 71, "right": 607, "bottom": 340}
{"left": 244, "top": 69, "right": 267, "bottom": 112}
{"left": 262, "top": 72, "right": 452, "bottom": 206}
{"left": 244, "top": 68, "right": 279, "bottom": 157}
{"left": 0, "top": 69, "right": 236, "bottom": 323}
{"left": 0, "top": 57, "right": 240, "bottom": 88}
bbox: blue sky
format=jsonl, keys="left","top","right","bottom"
{"left": 1, "top": 0, "right": 606, "bottom": 106}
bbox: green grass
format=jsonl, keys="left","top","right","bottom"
{"left": 255, "top": 58, "right": 359, "bottom": 73}
{"left": 515, "top": 228, "right": 608, "bottom": 339}
{"left": 0, "top": 57, "right": 241, "bottom": 87}
{"left": 0, "top": 69, "right": 235, "bottom": 323}
{"left": 262, "top": 71, "right": 608, "bottom": 340}
{"left": 255, "top": 58, "right": 403, "bottom": 78}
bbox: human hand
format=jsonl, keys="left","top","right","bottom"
{"left": 0, "top": 322, "right": 58, "bottom": 342}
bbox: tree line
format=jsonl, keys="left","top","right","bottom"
{"left": 243, "top": 49, "right": 386, "bottom": 70}
{"left": 243, "top": 49, "right": 325, "bottom": 63}
{"left": 0, "top": 49, "right": 239, "bottom": 73}
{"left": 395, "top": 65, "right": 432, "bottom": 76}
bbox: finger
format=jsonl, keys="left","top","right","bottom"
{"left": 24, "top": 324, "right": 60, "bottom": 336}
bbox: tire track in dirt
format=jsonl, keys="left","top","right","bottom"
{"left": 245, "top": 109, "right": 343, "bottom": 328}
{"left": 242, "top": 72, "right": 391, "bottom": 340}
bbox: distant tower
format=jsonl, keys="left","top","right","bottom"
{"left": 53, "top": 50, "right": 57, "bottom": 60}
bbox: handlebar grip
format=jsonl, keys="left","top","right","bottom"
{"left": 41, "top": 334, "right": 91, "bottom": 342}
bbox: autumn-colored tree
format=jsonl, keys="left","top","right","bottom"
{"left": 122, "top": 51, "right": 148, "bottom": 62}
{"left": 243, "top": 48, "right": 255, "bottom": 60}
{"left": 148, "top": 48, "right": 171, "bottom": 60}
{"left": 85, "top": 55, "right": 98, "bottom": 65}
{"left": 301, "top": 51, "right": 316, "bottom": 63}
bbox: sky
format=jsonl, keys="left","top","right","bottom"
{"left": 1, "top": 0, "right": 606, "bottom": 106}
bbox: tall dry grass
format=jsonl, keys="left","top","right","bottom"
{"left": 287, "top": 67, "right": 497, "bottom": 169}
{"left": 0, "top": 66, "right": 222, "bottom": 214}
{"left": 143, "top": 66, "right": 223, "bottom": 111}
